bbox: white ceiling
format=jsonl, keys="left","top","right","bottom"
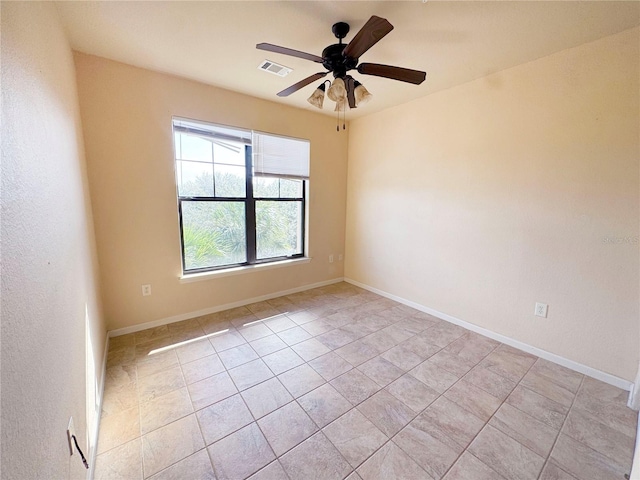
{"left": 56, "top": 1, "right": 640, "bottom": 119}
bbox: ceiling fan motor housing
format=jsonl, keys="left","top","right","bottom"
{"left": 322, "top": 43, "right": 358, "bottom": 78}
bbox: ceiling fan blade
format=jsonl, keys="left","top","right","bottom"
{"left": 342, "top": 16, "right": 393, "bottom": 60}
{"left": 357, "top": 63, "right": 426, "bottom": 85}
{"left": 346, "top": 76, "right": 356, "bottom": 109}
{"left": 256, "top": 43, "right": 324, "bottom": 63}
{"left": 277, "top": 72, "right": 328, "bottom": 97}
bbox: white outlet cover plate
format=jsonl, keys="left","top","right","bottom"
{"left": 142, "top": 284, "right": 151, "bottom": 296}
{"left": 534, "top": 302, "right": 548, "bottom": 318}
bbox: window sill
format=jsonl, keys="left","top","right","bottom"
{"left": 179, "top": 257, "right": 312, "bottom": 283}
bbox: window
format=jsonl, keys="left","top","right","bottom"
{"left": 173, "top": 118, "right": 308, "bottom": 274}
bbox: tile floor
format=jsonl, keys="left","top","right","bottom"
{"left": 95, "top": 282, "right": 637, "bottom": 480}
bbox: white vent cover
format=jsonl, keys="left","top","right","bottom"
{"left": 258, "top": 60, "right": 292, "bottom": 77}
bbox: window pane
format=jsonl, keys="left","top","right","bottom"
{"left": 182, "top": 201, "right": 247, "bottom": 270}
{"left": 256, "top": 201, "right": 303, "bottom": 260}
{"left": 213, "top": 142, "right": 245, "bottom": 166}
{"left": 280, "top": 179, "right": 302, "bottom": 198}
{"left": 175, "top": 133, "right": 212, "bottom": 162}
{"left": 177, "top": 160, "right": 214, "bottom": 197}
{"left": 214, "top": 164, "right": 246, "bottom": 197}
{"left": 253, "top": 177, "right": 279, "bottom": 198}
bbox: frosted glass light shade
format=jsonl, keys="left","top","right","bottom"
{"left": 354, "top": 81, "right": 372, "bottom": 105}
{"left": 327, "top": 77, "right": 346, "bottom": 102}
{"left": 334, "top": 99, "right": 347, "bottom": 112}
{"left": 306, "top": 83, "right": 326, "bottom": 109}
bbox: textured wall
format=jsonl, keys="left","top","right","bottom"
{"left": 1, "top": 3, "right": 106, "bottom": 478}
{"left": 345, "top": 28, "right": 639, "bottom": 381}
{"left": 74, "top": 54, "right": 349, "bottom": 331}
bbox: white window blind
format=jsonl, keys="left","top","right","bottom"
{"left": 252, "top": 132, "right": 310, "bottom": 180}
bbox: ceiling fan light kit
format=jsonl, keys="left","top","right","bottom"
{"left": 257, "top": 15, "right": 426, "bottom": 128}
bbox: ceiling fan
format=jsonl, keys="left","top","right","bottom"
{"left": 257, "top": 15, "right": 426, "bottom": 110}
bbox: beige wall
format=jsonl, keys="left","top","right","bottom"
{"left": 74, "top": 54, "right": 349, "bottom": 331}
{"left": 1, "top": 3, "right": 106, "bottom": 478}
{"left": 345, "top": 27, "right": 640, "bottom": 381}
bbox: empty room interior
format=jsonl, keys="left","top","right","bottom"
{"left": 2, "top": 1, "right": 640, "bottom": 479}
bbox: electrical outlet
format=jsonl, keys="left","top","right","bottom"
{"left": 67, "top": 417, "right": 75, "bottom": 456}
{"left": 338, "top": 254, "right": 343, "bottom": 261}
{"left": 534, "top": 302, "right": 548, "bottom": 318}
{"left": 329, "top": 254, "right": 334, "bottom": 264}
{"left": 142, "top": 284, "right": 151, "bottom": 296}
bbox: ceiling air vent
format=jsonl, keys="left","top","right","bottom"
{"left": 258, "top": 60, "right": 292, "bottom": 77}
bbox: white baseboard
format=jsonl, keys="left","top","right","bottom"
{"left": 109, "top": 277, "right": 345, "bottom": 337}
{"left": 630, "top": 415, "right": 640, "bottom": 480}
{"left": 88, "top": 334, "right": 109, "bottom": 480}
{"left": 345, "top": 277, "right": 633, "bottom": 392}
{"left": 628, "top": 367, "right": 640, "bottom": 410}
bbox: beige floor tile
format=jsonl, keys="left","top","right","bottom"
{"left": 480, "top": 345, "right": 536, "bottom": 383}
{"left": 444, "top": 380, "right": 501, "bottom": 421}
{"left": 175, "top": 339, "right": 215, "bottom": 365}
{"left": 135, "top": 337, "right": 177, "bottom": 361}
{"left": 335, "top": 340, "right": 379, "bottom": 367}
{"left": 280, "top": 432, "right": 352, "bottom": 480}
{"left": 196, "top": 393, "right": 253, "bottom": 445}
{"left": 248, "top": 460, "right": 289, "bottom": 480}
{"left": 109, "top": 334, "right": 136, "bottom": 351}
{"left": 104, "top": 364, "right": 137, "bottom": 389}
{"left": 102, "top": 380, "right": 138, "bottom": 418}
{"left": 250, "top": 334, "right": 288, "bottom": 356}
{"left": 429, "top": 350, "right": 477, "bottom": 378}
{"left": 385, "top": 374, "right": 439, "bottom": 413}
{"left": 317, "top": 328, "right": 360, "bottom": 350}
{"left": 346, "top": 472, "right": 364, "bottom": 480}
{"left": 136, "top": 351, "right": 179, "bottom": 379}
{"left": 506, "top": 386, "right": 568, "bottom": 429}
{"left": 360, "top": 330, "right": 398, "bottom": 353}
{"left": 380, "top": 344, "right": 423, "bottom": 371}
{"left": 298, "top": 383, "right": 352, "bottom": 427}
{"left": 257, "top": 401, "right": 318, "bottom": 455}
{"left": 323, "top": 409, "right": 387, "bottom": 468}
{"left": 309, "top": 352, "right": 353, "bottom": 381}
{"left": 291, "top": 338, "right": 331, "bottom": 361}
{"left": 286, "top": 310, "right": 320, "bottom": 325}
{"left": 238, "top": 323, "right": 273, "bottom": 343}
{"left": 97, "top": 406, "right": 140, "bottom": 454}
{"left": 530, "top": 358, "right": 583, "bottom": 393}
{"left": 198, "top": 317, "right": 232, "bottom": 336}
{"left": 469, "top": 425, "right": 544, "bottom": 480}
{"left": 209, "top": 329, "right": 246, "bottom": 352}
{"left": 261, "top": 348, "right": 305, "bottom": 375}
{"left": 94, "top": 438, "right": 142, "bottom": 480}
{"left": 409, "top": 360, "right": 459, "bottom": 393}
{"left": 137, "top": 366, "right": 185, "bottom": 403}
{"left": 187, "top": 371, "right": 238, "bottom": 410}
{"left": 400, "top": 335, "right": 442, "bottom": 360}
{"left": 278, "top": 326, "right": 313, "bottom": 345}
{"left": 264, "top": 314, "right": 297, "bottom": 333}
{"left": 419, "top": 322, "right": 466, "bottom": 348}
{"left": 181, "top": 354, "right": 225, "bottom": 385}
{"left": 573, "top": 388, "right": 637, "bottom": 438}
{"left": 520, "top": 371, "right": 575, "bottom": 407}
{"left": 301, "top": 319, "right": 333, "bottom": 336}
{"left": 489, "top": 403, "right": 558, "bottom": 458}
{"left": 539, "top": 462, "right": 579, "bottom": 480}
{"left": 142, "top": 415, "right": 204, "bottom": 478}
{"left": 241, "top": 377, "right": 293, "bottom": 419}
{"left": 357, "top": 442, "right": 431, "bottom": 480}
{"left": 148, "top": 449, "right": 214, "bottom": 480}
{"left": 358, "top": 356, "right": 404, "bottom": 387}
{"left": 107, "top": 346, "right": 136, "bottom": 368}
{"left": 550, "top": 433, "right": 629, "bottom": 480}
{"left": 394, "top": 420, "right": 461, "bottom": 479}
{"left": 443, "top": 334, "right": 498, "bottom": 364}
{"left": 357, "top": 390, "right": 415, "bottom": 437}
{"left": 330, "top": 369, "right": 381, "bottom": 405}
{"left": 135, "top": 325, "right": 171, "bottom": 345}
{"left": 208, "top": 423, "right": 276, "bottom": 480}
{"left": 277, "top": 363, "right": 326, "bottom": 398}
{"left": 218, "top": 343, "right": 258, "bottom": 370}
{"left": 140, "top": 387, "right": 193, "bottom": 435}
{"left": 167, "top": 318, "right": 204, "bottom": 338}
{"left": 414, "top": 396, "right": 485, "bottom": 450}
{"left": 228, "top": 358, "right": 274, "bottom": 390}
{"left": 579, "top": 376, "right": 628, "bottom": 405}
{"left": 562, "top": 407, "right": 635, "bottom": 467}
{"left": 462, "top": 365, "right": 516, "bottom": 401}
{"left": 442, "top": 452, "right": 505, "bottom": 480}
